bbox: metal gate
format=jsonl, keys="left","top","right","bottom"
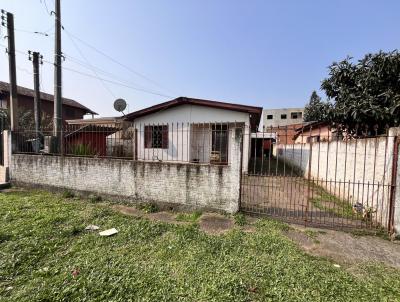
{"left": 240, "top": 124, "right": 399, "bottom": 232}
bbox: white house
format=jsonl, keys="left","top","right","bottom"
{"left": 124, "top": 97, "right": 262, "bottom": 170}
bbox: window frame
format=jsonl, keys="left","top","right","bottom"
{"left": 144, "top": 125, "right": 169, "bottom": 149}
{"left": 291, "top": 112, "right": 303, "bottom": 119}
{"left": 280, "top": 114, "right": 287, "bottom": 120}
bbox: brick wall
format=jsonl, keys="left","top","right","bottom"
{"left": 9, "top": 130, "right": 243, "bottom": 213}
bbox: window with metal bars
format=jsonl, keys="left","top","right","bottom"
{"left": 144, "top": 125, "right": 168, "bottom": 149}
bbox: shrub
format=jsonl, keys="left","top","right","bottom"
{"left": 70, "top": 143, "right": 95, "bottom": 156}
{"left": 62, "top": 190, "right": 75, "bottom": 199}
{"left": 175, "top": 211, "right": 202, "bottom": 223}
{"left": 233, "top": 212, "right": 246, "bottom": 226}
{"left": 137, "top": 202, "right": 158, "bottom": 213}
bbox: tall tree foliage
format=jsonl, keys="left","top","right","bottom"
{"left": 0, "top": 108, "right": 53, "bottom": 131}
{"left": 321, "top": 51, "right": 400, "bottom": 135}
{"left": 303, "top": 91, "right": 330, "bottom": 122}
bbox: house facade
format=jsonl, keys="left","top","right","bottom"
{"left": 124, "top": 97, "right": 262, "bottom": 170}
{"left": 0, "top": 81, "right": 97, "bottom": 123}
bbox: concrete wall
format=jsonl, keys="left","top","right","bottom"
{"left": 275, "top": 128, "right": 400, "bottom": 229}
{"left": 263, "top": 108, "right": 304, "bottom": 128}
{"left": 9, "top": 128, "right": 243, "bottom": 213}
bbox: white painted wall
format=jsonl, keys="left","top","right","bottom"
{"left": 274, "top": 128, "right": 400, "bottom": 230}
{"left": 132, "top": 104, "right": 251, "bottom": 170}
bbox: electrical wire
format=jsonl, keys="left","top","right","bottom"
{"left": 16, "top": 66, "right": 33, "bottom": 75}
{"left": 63, "top": 52, "right": 167, "bottom": 95}
{"left": 0, "top": 44, "right": 173, "bottom": 98}
{"left": 64, "top": 28, "right": 116, "bottom": 99}
{"left": 62, "top": 28, "right": 178, "bottom": 96}
{"left": 14, "top": 27, "right": 54, "bottom": 37}
{"left": 41, "top": 59, "right": 172, "bottom": 98}
{"left": 40, "top": 0, "right": 51, "bottom": 16}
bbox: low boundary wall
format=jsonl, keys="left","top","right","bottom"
{"left": 10, "top": 154, "right": 241, "bottom": 213}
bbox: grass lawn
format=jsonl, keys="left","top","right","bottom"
{"left": 1, "top": 190, "right": 400, "bottom": 301}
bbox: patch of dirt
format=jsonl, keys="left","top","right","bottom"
{"left": 113, "top": 205, "right": 256, "bottom": 235}
{"left": 1, "top": 187, "right": 26, "bottom": 193}
{"left": 113, "top": 205, "right": 143, "bottom": 218}
{"left": 148, "top": 212, "right": 186, "bottom": 225}
{"left": 113, "top": 205, "right": 185, "bottom": 225}
{"left": 198, "top": 213, "right": 234, "bottom": 235}
{"left": 286, "top": 226, "right": 400, "bottom": 269}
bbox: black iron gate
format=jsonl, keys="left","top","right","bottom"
{"left": 240, "top": 124, "right": 398, "bottom": 231}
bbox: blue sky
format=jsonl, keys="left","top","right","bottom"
{"left": 0, "top": 0, "right": 399, "bottom": 116}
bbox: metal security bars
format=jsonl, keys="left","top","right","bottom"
{"left": 241, "top": 123, "right": 399, "bottom": 232}
{"left": 12, "top": 121, "right": 244, "bottom": 165}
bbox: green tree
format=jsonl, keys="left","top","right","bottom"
{"left": 303, "top": 91, "right": 330, "bottom": 122}
{"left": 0, "top": 108, "right": 53, "bottom": 131}
{"left": 321, "top": 51, "right": 400, "bottom": 136}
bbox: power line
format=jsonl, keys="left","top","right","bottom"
{"left": 0, "top": 44, "right": 173, "bottom": 98}
{"left": 40, "top": 58, "right": 172, "bottom": 98}
{"left": 64, "top": 28, "right": 116, "bottom": 99}
{"left": 16, "top": 65, "right": 33, "bottom": 75}
{"left": 63, "top": 52, "right": 165, "bottom": 94}
{"left": 14, "top": 28, "right": 52, "bottom": 37}
{"left": 62, "top": 28, "right": 178, "bottom": 96}
{"left": 39, "top": 0, "right": 51, "bottom": 16}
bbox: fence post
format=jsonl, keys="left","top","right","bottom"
{"left": 238, "top": 125, "right": 245, "bottom": 211}
{"left": 389, "top": 134, "right": 399, "bottom": 235}
{"left": 305, "top": 126, "right": 313, "bottom": 225}
{"left": 0, "top": 130, "right": 11, "bottom": 183}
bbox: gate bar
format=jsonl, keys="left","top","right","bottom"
{"left": 388, "top": 136, "right": 399, "bottom": 234}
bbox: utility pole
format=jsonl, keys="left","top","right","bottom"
{"left": 29, "top": 51, "right": 43, "bottom": 138}
{"left": 1, "top": 10, "right": 18, "bottom": 131}
{"left": 53, "top": 0, "right": 62, "bottom": 150}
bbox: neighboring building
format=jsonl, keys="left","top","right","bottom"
{"left": 263, "top": 108, "right": 304, "bottom": 128}
{"left": 124, "top": 97, "right": 262, "bottom": 168}
{"left": 293, "top": 121, "right": 333, "bottom": 144}
{"left": 66, "top": 117, "right": 134, "bottom": 157}
{"left": 0, "top": 81, "right": 97, "bottom": 122}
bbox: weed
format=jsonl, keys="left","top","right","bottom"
{"left": 70, "top": 143, "right": 95, "bottom": 156}
{"left": 0, "top": 189, "right": 400, "bottom": 301}
{"left": 62, "top": 190, "right": 75, "bottom": 199}
{"left": 233, "top": 212, "right": 246, "bottom": 226}
{"left": 88, "top": 194, "right": 102, "bottom": 203}
{"left": 304, "top": 229, "right": 321, "bottom": 244}
{"left": 307, "top": 182, "right": 355, "bottom": 219}
{"left": 175, "top": 211, "right": 202, "bottom": 223}
{"left": 137, "top": 202, "right": 158, "bottom": 213}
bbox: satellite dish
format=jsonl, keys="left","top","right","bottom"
{"left": 114, "top": 98, "right": 127, "bottom": 113}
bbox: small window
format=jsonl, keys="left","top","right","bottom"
{"left": 281, "top": 114, "right": 287, "bottom": 120}
{"left": 144, "top": 125, "right": 168, "bottom": 149}
{"left": 0, "top": 97, "right": 7, "bottom": 109}
{"left": 291, "top": 112, "right": 303, "bottom": 119}
{"left": 306, "top": 136, "right": 320, "bottom": 143}
{"left": 266, "top": 115, "right": 273, "bottom": 120}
